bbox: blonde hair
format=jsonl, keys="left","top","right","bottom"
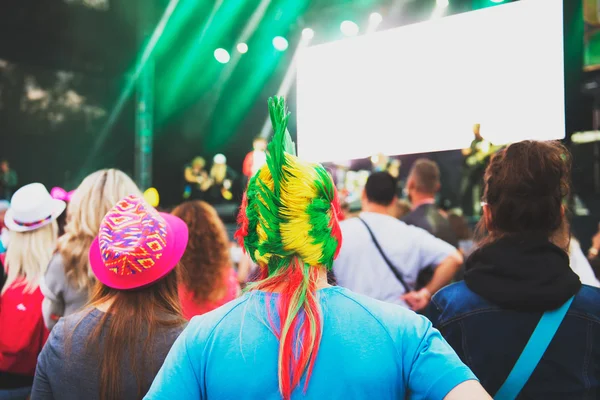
{"left": 192, "top": 157, "right": 205, "bottom": 169}
{"left": 3, "top": 222, "right": 58, "bottom": 294}
{"left": 210, "top": 163, "right": 227, "bottom": 184}
{"left": 58, "top": 169, "right": 141, "bottom": 292}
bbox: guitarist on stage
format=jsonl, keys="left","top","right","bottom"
{"left": 460, "top": 124, "right": 494, "bottom": 217}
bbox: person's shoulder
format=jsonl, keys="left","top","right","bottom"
{"left": 402, "top": 209, "right": 429, "bottom": 230}
{"left": 401, "top": 219, "right": 437, "bottom": 238}
{"left": 45, "top": 309, "right": 94, "bottom": 353}
{"left": 339, "top": 216, "right": 361, "bottom": 229}
{"left": 331, "top": 287, "right": 429, "bottom": 336}
{"left": 339, "top": 217, "right": 367, "bottom": 240}
{"left": 361, "top": 212, "right": 410, "bottom": 231}
{"left": 432, "top": 281, "right": 468, "bottom": 305}
{"left": 58, "top": 308, "right": 99, "bottom": 332}
{"left": 432, "top": 282, "right": 498, "bottom": 324}
{"left": 185, "top": 295, "right": 249, "bottom": 341}
{"left": 572, "top": 285, "right": 600, "bottom": 323}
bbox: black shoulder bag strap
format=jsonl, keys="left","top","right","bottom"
{"left": 358, "top": 217, "right": 411, "bottom": 293}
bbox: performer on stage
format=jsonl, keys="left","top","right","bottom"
{"left": 460, "top": 124, "right": 494, "bottom": 217}
{"left": 207, "top": 154, "right": 238, "bottom": 205}
{"left": 183, "top": 157, "right": 210, "bottom": 200}
{"left": 242, "top": 137, "right": 267, "bottom": 180}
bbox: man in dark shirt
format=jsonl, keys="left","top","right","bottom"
{"left": 402, "top": 159, "right": 461, "bottom": 295}
{"left": 402, "top": 159, "right": 458, "bottom": 248}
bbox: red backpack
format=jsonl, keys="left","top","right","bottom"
{"left": 0, "top": 277, "right": 49, "bottom": 376}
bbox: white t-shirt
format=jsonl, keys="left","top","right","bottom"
{"left": 333, "top": 212, "right": 457, "bottom": 306}
{"left": 251, "top": 151, "right": 267, "bottom": 175}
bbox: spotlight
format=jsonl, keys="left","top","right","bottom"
{"left": 237, "top": 43, "right": 248, "bottom": 54}
{"left": 213, "top": 48, "right": 230, "bottom": 64}
{"left": 436, "top": 0, "right": 449, "bottom": 7}
{"left": 369, "top": 12, "right": 383, "bottom": 25}
{"left": 272, "top": 36, "right": 289, "bottom": 51}
{"left": 340, "top": 20, "right": 359, "bottom": 37}
{"left": 302, "top": 28, "right": 315, "bottom": 40}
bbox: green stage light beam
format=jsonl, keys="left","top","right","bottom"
{"left": 153, "top": 0, "right": 199, "bottom": 58}
{"left": 205, "top": 0, "right": 310, "bottom": 152}
{"left": 237, "top": 0, "right": 272, "bottom": 45}
{"left": 259, "top": 31, "right": 314, "bottom": 138}
{"left": 161, "top": 0, "right": 251, "bottom": 115}
{"left": 190, "top": 0, "right": 273, "bottom": 135}
{"left": 81, "top": 0, "right": 180, "bottom": 180}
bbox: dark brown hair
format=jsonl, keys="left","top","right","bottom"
{"left": 85, "top": 270, "right": 184, "bottom": 400}
{"left": 171, "top": 201, "right": 230, "bottom": 302}
{"left": 479, "top": 140, "right": 571, "bottom": 245}
{"left": 409, "top": 159, "right": 440, "bottom": 194}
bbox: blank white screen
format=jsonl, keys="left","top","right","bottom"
{"left": 296, "top": 0, "right": 565, "bottom": 162}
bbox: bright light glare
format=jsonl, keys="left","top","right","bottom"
{"left": 369, "top": 12, "right": 383, "bottom": 25}
{"left": 237, "top": 43, "right": 248, "bottom": 54}
{"left": 490, "top": 0, "right": 505, "bottom": 2}
{"left": 272, "top": 36, "right": 289, "bottom": 51}
{"left": 340, "top": 20, "right": 359, "bottom": 37}
{"left": 296, "top": 0, "right": 565, "bottom": 162}
{"left": 302, "top": 28, "right": 315, "bottom": 40}
{"left": 436, "top": 0, "right": 449, "bottom": 7}
{"left": 213, "top": 48, "right": 230, "bottom": 64}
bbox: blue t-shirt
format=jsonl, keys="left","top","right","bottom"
{"left": 145, "top": 286, "right": 475, "bottom": 400}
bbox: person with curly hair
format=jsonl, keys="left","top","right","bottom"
{"left": 171, "top": 201, "right": 240, "bottom": 319}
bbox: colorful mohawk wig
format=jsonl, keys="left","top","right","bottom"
{"left": 235, "top": 96, "right": 343, "bottom": 399}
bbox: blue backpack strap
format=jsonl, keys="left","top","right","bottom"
{"left": 494, "top": 296, "right": 574, "bottom": 400}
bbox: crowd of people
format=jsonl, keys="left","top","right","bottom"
{"left": 0, "top": 97, "right": 599, "bottom": 399}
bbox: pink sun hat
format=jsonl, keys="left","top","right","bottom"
{"left": 89, "top": 195, "right": 189, "bottom": 290}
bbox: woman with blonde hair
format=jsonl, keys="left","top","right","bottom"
{"left": 171, "top": 200, "right": 240, "bottom": 319}
{"left": 0, "top": 183, "right": 65, "bottom": 399}
{"left": 41, "top": 169, "right": 141, "bottom": 330}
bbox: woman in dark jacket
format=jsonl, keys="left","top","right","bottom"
{"left": 430, "top": 140, "right": 600, "bottom": 399}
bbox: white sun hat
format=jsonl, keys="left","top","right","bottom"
{"left": 213, "top": 154, "right": 227, "bottom": 164}
{"left": 4, "top": 183, "right": 66, "bottom": 232}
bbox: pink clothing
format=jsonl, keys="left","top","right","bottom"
{"left": 178, "top": 268, "right": 240, "bottom": 320}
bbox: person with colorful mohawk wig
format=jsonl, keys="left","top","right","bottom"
{"left": 145, "top": 97, "right": 491, "bottom": 400}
